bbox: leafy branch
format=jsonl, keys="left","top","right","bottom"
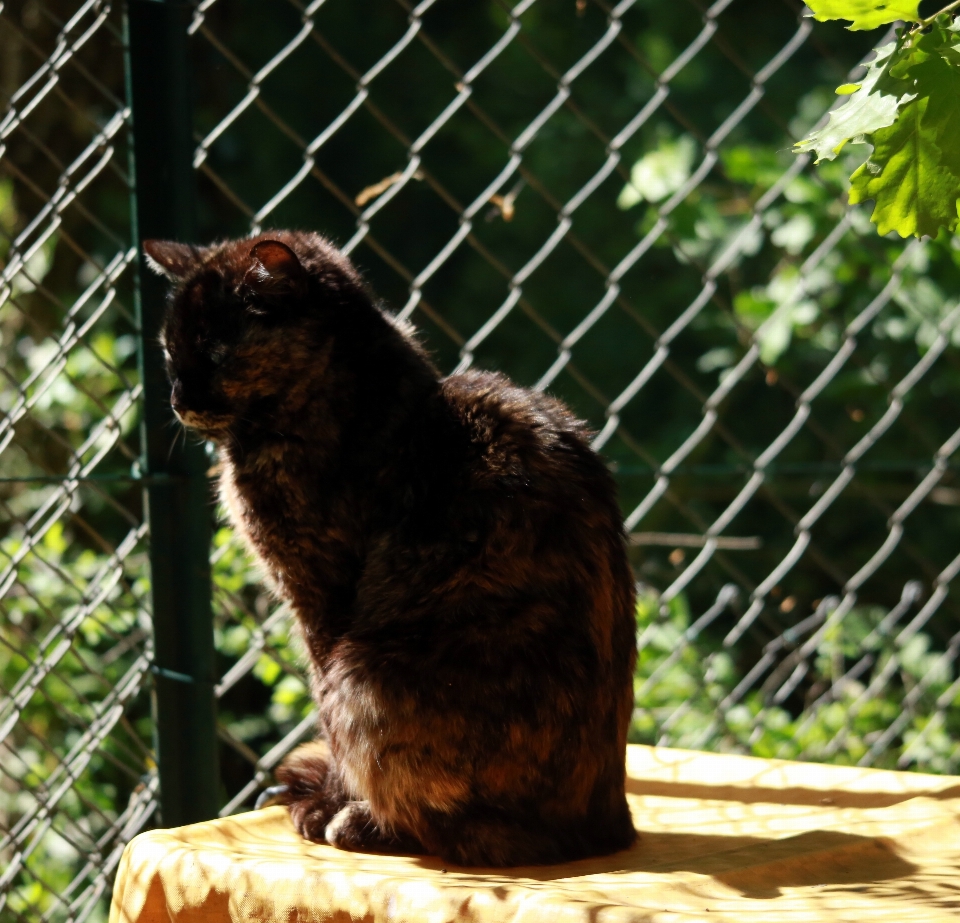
{"left": 796, "top": 0, "right": 960, "bottom": 238}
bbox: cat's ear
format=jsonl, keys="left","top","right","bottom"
{"left": 244, "top": 240, "right": 307, "bottom": 299}
{"left": 142, "top": 240, "right": 198, "bottom": 281}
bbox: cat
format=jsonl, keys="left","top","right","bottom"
{"left": 145, "top": 231, "right": 637, "bottom": 867}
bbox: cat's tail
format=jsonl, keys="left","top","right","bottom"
{"left": 274, "top": 738, "right": 333, "bottom": 797}
{"left": 273, "top": 739, "right": 350, "bottom": 841}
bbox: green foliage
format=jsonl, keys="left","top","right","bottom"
{"left": 618, "top": 129, "right": 960, "bottom": 371}
{"left": 211, "top": 527, "right": 313, "bottom": 738}
{"left": 617, "top": 135, "right": 697, "bottom": 209}
{"left": 0, "top": 96, "right": 144, "bottom": 918}
{"left": 849, "top": 26, "right": 960, "bottom": 237}
{"left": 794, "top": 42, "right": 907, "bottom": 162}
{"left": 6, "top": 3, "right": 960, "bottom": 919}
{"left": 630, "top": 589, "right": 960, "bottom": 771}
{"left": 849, "top": 94, "right": 959, "bottom": 237}
{"left": 0, "top": 506, "right": 151, "bottom": 922}
{"left": 805, "top": 0, "right": 920, "bottom": 31}
{"left": 797, "top": 5, "right": 960, "bottom": 238}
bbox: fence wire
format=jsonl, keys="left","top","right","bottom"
{"left": 0, "top": 0, "right": 154, "bottom": 920}
{"left": 192, "top": 0, "right": 960, "bottom": 810}
{"left": 2, "top": 0, "right": 959, "bottom": 917}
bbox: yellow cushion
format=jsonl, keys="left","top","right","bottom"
{"left": 109, "top": 744, "right": 960, "bottom": 922}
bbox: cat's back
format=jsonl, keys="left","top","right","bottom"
{"left": 359, "top": 366, "right": 634, "bottom": 674}
{"left": 435, "top": 370, "right": 634, "bottom": 658}
{"left": 440, "top": 369, "right": 616, "bottom": 511}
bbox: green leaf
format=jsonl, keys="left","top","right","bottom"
{"left": 849, "top": 95, "right": 960, "bottom": 237}
{"left": 618, "top": 135, "right": 696, "bottom": 209}
{"left": 899, "top": 31, "right": 960, "bottom": 177}
{"left": 795, "top": 43, "right": 912, "bottom": 162}
{"left": 804, "top": 0, "right": 920, "bottom": 30}
{"left": 849, "top": 29, "right": 960, "bottom": 237}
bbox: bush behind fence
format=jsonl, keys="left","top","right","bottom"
{"left": 2, "top": 0, "right": 959, "bottom": 920}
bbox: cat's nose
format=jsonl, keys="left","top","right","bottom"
{"left": 170, "top": 380, "right": 186, "bottom": 414}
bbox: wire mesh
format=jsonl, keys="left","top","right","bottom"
{"left": 3, "top": 1, "right": 960, "bottom": 916}
{"left": 190, "top": 0, "right": 960, "bottom": 812}
{"left": 0, "top": 0, "right": 154, "bottom": 920}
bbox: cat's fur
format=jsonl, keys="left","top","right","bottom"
{"left": 145, "top": 231, "right": 637, "bottom": 867}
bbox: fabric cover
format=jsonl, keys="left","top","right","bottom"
{"left": 109, "top": 744, "right": 960, "bottom": 922}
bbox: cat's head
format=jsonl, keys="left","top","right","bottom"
{"left": 144, "top": 232, "right": 365, "bottom": 437}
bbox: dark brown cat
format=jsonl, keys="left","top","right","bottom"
{"left": 145, "top": 231, "right": 637, "bottom": 867}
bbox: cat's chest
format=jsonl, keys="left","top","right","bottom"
{"left": 219, "top": 449, "right": 353, "bottom": 567}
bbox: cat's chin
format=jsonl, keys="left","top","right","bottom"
{"left": 174, "top": 408, "right": 233, "bottom": 435}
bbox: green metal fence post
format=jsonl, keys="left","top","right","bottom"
{"left": 125, "top": 0, "right": 219, "bottom": 826}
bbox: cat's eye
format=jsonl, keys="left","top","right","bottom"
{"left": 242, "top": 299, "right": 272, "bottom": 318}
{"left": 209, "top": 343, "right": 228, "bottom": 365}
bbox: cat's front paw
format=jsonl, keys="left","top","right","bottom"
{"left": 324, "top": 801, "right": 374, "bottom": 851}
{"left": 288, "top": 790, "right": 341, "bottom": 841}
{"left": 325, "top": 802, "right": 425, "bottom": 855}
{"left": 274, "top": 739, "right": 343, "bottom": 842}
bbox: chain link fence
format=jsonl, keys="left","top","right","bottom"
{"left": 3, "top": 0, "right": 960, "bottom": 919}
{"left": 0, "top": 0, "right": 156, "bottom": 920}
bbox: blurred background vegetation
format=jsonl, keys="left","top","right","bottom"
{"left": 2, "top": 1, "right": 959, "bottom": 920}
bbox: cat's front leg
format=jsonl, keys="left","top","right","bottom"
{"left": 325, "top": 801, "right": 425, "bottom": 855}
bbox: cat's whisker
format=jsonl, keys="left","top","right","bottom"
{"left": 165, "top": 424, "right": 185, "bottom": 463}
